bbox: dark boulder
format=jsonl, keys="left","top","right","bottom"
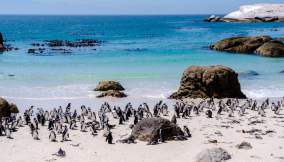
{"left": 169, "top": 65, "right": 246, "bottom": 99}
{"left": 210, "top": 36, "right": 284, "bottom": 57}
{"left": 96, "top": 90, "right": 127, "bottom": 98}
{"left": 0, "top": 32, "right": 5, "bottom": 52}
{"left": 0, "top": 97, "right": 17, "bottom": 118}
{"left": 0, "top": 32, "right": 3, "bottom": 45}
{"left": 255, "top": 40, "right": 284, "bottom": 57}
{"left": 10, "top": 103, "right": 19, "bottom": 114}
{"left": 204, "top": 16, "right": 283, "bottom": 23}
{"left": 130, "top": 117, "right": 184, "bottom": 142}
{"left": 210, "top": 36, "right": 272, "bottom": 54}
{"left": 94, "top": 81, "right": 125, "bottom": 91}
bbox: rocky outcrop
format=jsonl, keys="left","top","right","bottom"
{"left": 0, "top": 32, "right": 5, "bottom": 52}
{"left": 205, "top": 4, "right": 284, "bottom": 23}
{"left": 94, "top": 81, "right": 125, "bottom": 91}
{"left": 210, "top": 36, "right": 284, "bottom": 57}
{"left": 0, "top": 33, "right": 19, "bottom": 53}
{"left": 130, "top": 117, "right": 184, "bottom": 142}
{"left": 96, "top": 90, "right": 127, "bottom": 98}
{"left": 225, "top": 4, "right": 284, "bottom": 19}
{"left": 94, "top": 81, "right": 126, "bottom": 98}
{"left": 255, "top": 40, "right": 284, "bottom": 57}
{"left": 210, "top": 36, "right": 272, "bottom": 53}
{"left": 27, "top": 39, "right": 102, "bottom": 55}
{"left": 205, "top": 15, "right": 284, "bottom": 23}
{"left": 195, "top": 148, "right": 231, "bottom": 162}
{"left": 0, "top": 97, "right": 18, "bottom": 117}
{"left": 45, "top": 39, "right": 102, "bottom": 48}
{"left": 169, "top": 65, "right": 246, "bottom": 99}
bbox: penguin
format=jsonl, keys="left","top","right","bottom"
{"left": 5, "top": 127, "right": 12, "bottom": 139}
{"left": 16, "top": 116, "right": 24, "bottom": 127}
{"left": 159, "top": 128, "right": 165, "bottom": 143}
{"left": 54, "top": 148, "right": 66, "bottom": 157}
{"left": 0, "top": 122, "right": 4, "bottom": 136}
{"left": 70, "top": 119, "right": 76, "bottom": 130}
{"left": 119, "top": 115, "right": 123, "bottom": 125}
{"left": 10, "top": 121, "right": 17, "bottom": 132}
{"left": 206, "top": 110, "right": 213, "bottom": 118}
{"left": 106, "top": 131, "right": 113, "bottom": 144}
{"left": 62, "top": 125, "right": 69, "bottom": 141}
{"left": 30, "top": 123, "right": 35, "bottom": 136}
{"left": 34, "top": 118, "right": 39, "bottom": 130}
{"left": 90, "top": 122, "right": 97, "bottom": 136}
{"left": 183, "top": 126, "right": 192, "bottom": 138}
{"left": 48, "top": 120, "right": 54, "bottom": 130}
{"left": 57, "top": 123, "right": 63, "bottom": 134}
{"left": 134, "top": 115, "right": 138, "bottom": 125}
{"left": 80, "top": 121, "right": 87, "bottom": 132}
{"left": 33, "top": 129, "right": 40, "bottom": 140}
{"left": 171, "top": 114, "right": 177, "bottom": 124}
{"left": 91, "top": 112, "right": 96, "bottom": 121}
{"left": 49, "top": 130, "right": 57, "bottom": 142}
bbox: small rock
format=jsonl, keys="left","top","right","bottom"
{"left": 195, "top": 147, "right": 231, "bottom": 162}
{"left": 236, "top": 141, "right": 252, "bottom": 150}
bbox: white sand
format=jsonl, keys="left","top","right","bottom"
{"left": 1, "top": 99, "right": 284, "bottom": 162}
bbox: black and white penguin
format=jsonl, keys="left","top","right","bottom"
{"left": 16, "top": 116, "right": 24, "bottom": 127}
{"left": 183, "top": 126, "right": 192, "bottom": 138}
{"left": 49, "top": 130, "right": 57, "bottom": 142}
{"left": 62, "top": 125, "right": 69, "bottom": 141}
{"left": 90, "top": 122, "right": 97, "bottom": 136}
{"left": 5, "top": 127, "right": 12, "bottom": 139}
{"left": 80, "top": 121, "right": 87, "bottom": 132}
{"left": 33, "top": 129, "right": 40, "bottom": 140}
{"left": 171, "top": 114, "right": 177, "bottom": 124}
{"left": 106, "top": 131, "right": 113, "bottom": 144}
{"left": 134, "top": 115, "right": 138, "bottom": 125}
{"left": 206, "top": 110, "right": 213, "bottom": 118}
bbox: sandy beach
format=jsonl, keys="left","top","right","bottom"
{"left": 1, "top": 98, "right": 284, "bottom": 162}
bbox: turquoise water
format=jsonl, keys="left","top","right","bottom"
{"left": 0, "top": 15, "right": 284, "bottom": 101}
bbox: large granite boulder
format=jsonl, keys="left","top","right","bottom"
{"left": 0, "top": 97, "right": 17, "bottom": 117}
{"left": 210, "top": 36, "right": 284, "bottom": 57}
{"left": 169, "top": 65, "right": 246, "bottom": 99}
{"left": 10, "top": 103, "right": 19, "bottom": 114}
{"left": 225, "top": 4, "right": 284, "bottom": 19}
{"left": 205, "top": 4, "right": 284, "bottom": 23}
{"left": 131, "top": 117, "right": 184, "bottom": 142}
{"left": 94, "top": 81, "right": 125, "bottom": 91}
{"left": 96, "top": 90, "right": 127, "bottom": 98}
{"left": 210, "top": 36, "right": 272, "bottom": 54}
{"left": 195, "top": 148, "right": 231, "bottom": 162}
{"left": 255, "top": 40, "right": 284, "bottom": 57}
{"left": 94, "top": 81, "right": 127, "bottom": 98}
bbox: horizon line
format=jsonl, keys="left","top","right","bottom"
{"left": 0, "top": 13, "right": 226, "bottom": 16}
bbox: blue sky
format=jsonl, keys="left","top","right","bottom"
{"left": 0, "top": 0, "right": 283, "bottom": 15}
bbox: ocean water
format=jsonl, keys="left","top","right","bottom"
{"left": 0, "top": 15, "right": 284, "bottom": 106}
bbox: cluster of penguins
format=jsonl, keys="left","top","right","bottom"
{"left": 0, "top": 97, "right": 284, "bottom": 144}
